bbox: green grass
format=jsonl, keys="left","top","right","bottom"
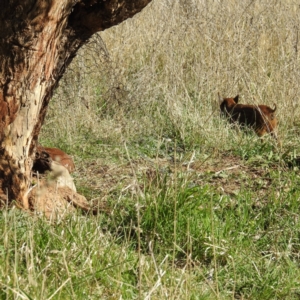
{"left": 3, "top": 0, "right": 300, "bottom": 298}
{"left": 3, "top": 164, "right": 300, "bottom": 299}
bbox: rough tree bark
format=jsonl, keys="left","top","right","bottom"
{"left": 0, "top": 0, "right": 152, "bottom": 208}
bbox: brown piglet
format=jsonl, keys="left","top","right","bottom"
{"left": 219, "top": 93, "right": 278, "bottom": 139}
{"left": 34, "top": 145, "right": 75, "bottom": 174}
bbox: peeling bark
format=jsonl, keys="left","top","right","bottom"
{"left": 0, "top": 0, "right": 152, "bottom": 208}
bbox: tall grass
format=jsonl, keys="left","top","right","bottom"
{"left": 42, "top": 0, "right": 300, "bottom": 154}
{"left": 2, "top": 0, "right": 300, "bottom": 299}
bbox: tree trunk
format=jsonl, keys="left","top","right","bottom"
{"left": 0, "top": 0, "right": 152, "bottom": 208}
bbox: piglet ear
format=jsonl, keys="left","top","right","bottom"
{"left": 218, "top": 92, "right": 223, "bottom": 104}
{"left": 234, "top": 95, "right": 239, "bottom": 103}
{"left": 272, "top": 103, "right": 277, "bottom": 112}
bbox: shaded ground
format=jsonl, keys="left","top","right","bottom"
{"left": 75, "top": 151, "right": 287, "bottom": 207}
{"left": 27, "top": 148, "right": 299, "bottom": 218}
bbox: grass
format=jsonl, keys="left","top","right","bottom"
{"left": 2, "top": 0, "right": 300, "bottom": 298}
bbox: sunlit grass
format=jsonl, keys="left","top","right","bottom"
{"left": 2, "top": 0, "right": 300, "bottom": 298}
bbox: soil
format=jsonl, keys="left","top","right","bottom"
{"left": 77, "top": 152, "right": 282, "bottom": 205}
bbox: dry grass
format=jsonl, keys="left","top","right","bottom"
{"left": 43, "top": 0, "right": 300, "bottom": 153}
{"left": 6, "top": 0, "right": 300, "bottom": 299}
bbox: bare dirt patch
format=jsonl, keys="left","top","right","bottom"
{"left": 76, "top": 152, "right": 280, "bottom": 204}
{"left": 190, "top": 153, "right": 274, "bottom": 195}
